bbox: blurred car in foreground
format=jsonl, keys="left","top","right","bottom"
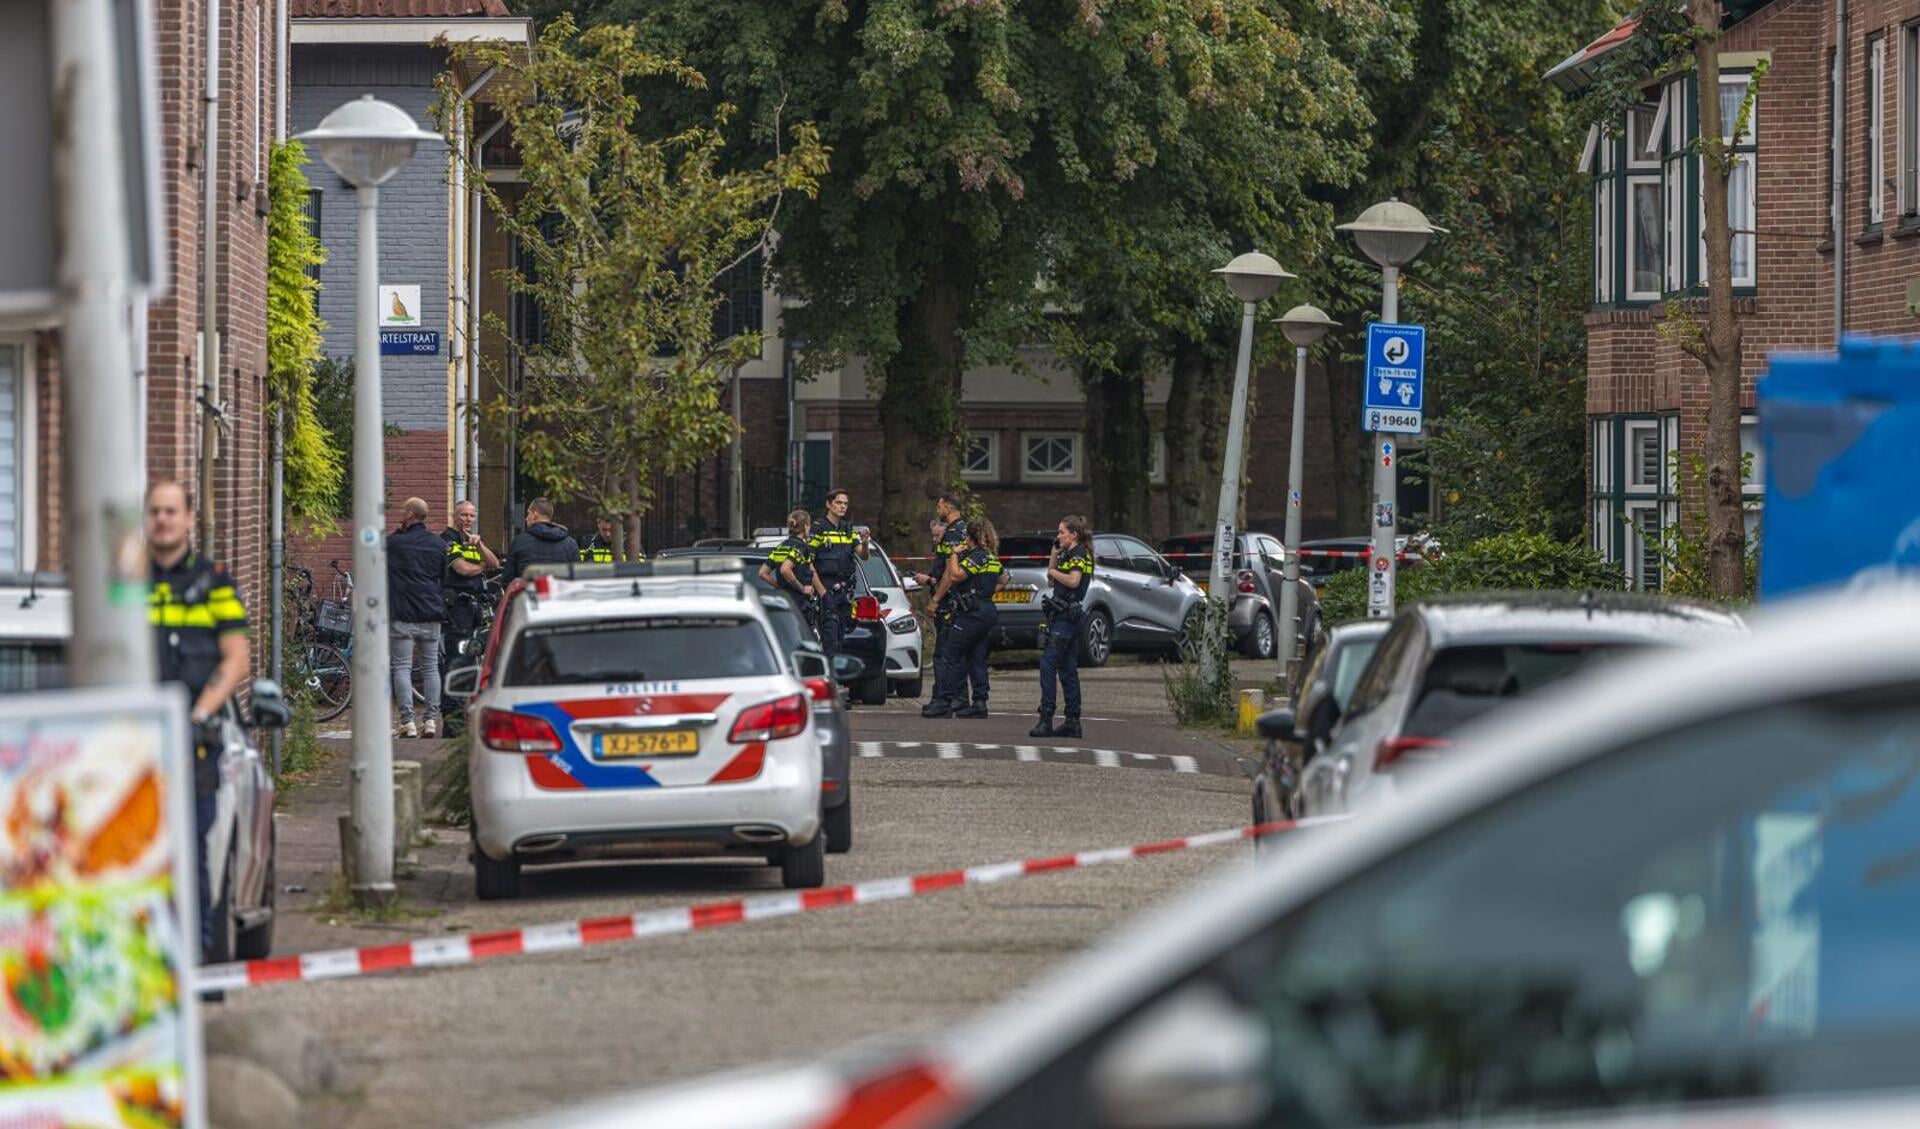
{"left": 1296, "top": 591, "right": 1746, "bottom": 817}
{"left": 520, "top": 587, "right": 1920, "bottom": 1129}
{"left": 1159, "top": 531, "right": 1319, "bottom": 661}
{"left": 1253, "top": 619, "right": 1388, "bottom": 825}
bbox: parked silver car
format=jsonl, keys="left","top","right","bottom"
{"left": 988, "top": 534, "right": 1205, "bottom": 666}
{"left": 1160, "top": 531, "right": 1320, "bottom": 660}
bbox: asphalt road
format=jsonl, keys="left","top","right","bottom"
{"left": 229, "top": 665, "right": 1264, "bottom": 1128}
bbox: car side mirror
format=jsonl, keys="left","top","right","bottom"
{"left": 1254, "top": 707, "right": 1298, "bottom": 742}
{"left": 249, "top": 678, "right": 291, "bottom": 730}
{"left": 443, "top": 665, "right": 482, "bottom": 701}
{"left": 792, "top": 650, "right": 830, "bottom": 680}
{"left": 1089, "top": 980, "right": 1271, "bottom": 1129}
{"left": 830, "top": 654, "right": 863, "bottom": 684}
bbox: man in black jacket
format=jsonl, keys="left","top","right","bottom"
{"left": 502, "top": 497, "right": 580, "bottom": 581}
{"left": 388, "top": 497, "right": 449, "bottom": 738}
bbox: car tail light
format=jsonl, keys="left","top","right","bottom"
{"left": 1375, "top": 735, "right": 1454, "bottom": 770}
{"left": 804, "top": 677, "right": 835, "bottom": 703}
{"left": 852, "top": 595, "right": 882, "bottom": 621}
{"left": 480, "top": 709, "right": 562, "bottom": 753}
{"left": 531, "top": 575, "right": 554, "bottom": 599}
{"left": 1236, "top": 569, "right": 1257, "bottom": 594}
{"left": 730, "top": 692, "right": 809, "bottom": 742}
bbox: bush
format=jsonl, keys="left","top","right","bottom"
{"left": 428, "top": 732, "right": 472, "bottom": 827}
{"left": 276, "top": 692, "right": 325, "bottom": 788}
{"left": 1162, "top": 600, "right": 1236, "bottom": 728}
{"left": 1319, "top": 532, "right": 1624, "bottom": 626}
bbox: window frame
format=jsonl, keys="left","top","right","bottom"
{"left": 0, "top": 340, "right": 35, "bottom": 574}
{"left": 1625, "top": 500, "right": 1663, "bottom": 591}
{"left": 1624, "top": 419, "right": 1663, "bottom": 494}
{"left": 1870, "top": 33, "right": 1888, "bottom": 229}
{"left": 1698, "top": 71, "right": 1760, "bottom": 290}
{"left": 1902, "top": 24, "right": 1920, "bottom": 217}
{"left": 1021, "top": 431, "right": 1083, "bottom": 483}
{"left": 960, "top": 431, "right": 999, "bottom": 483}
{"left": 1625, "top": 173, "right": 1665, "bottom": 302}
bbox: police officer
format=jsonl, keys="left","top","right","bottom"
{"left": 760, "top": 509, "right": 822, "bottom": 632}
{"left": 579, "top": 515, "right": 620, "bottom": 564}
{"left": 928, "top": 518, "right": 1004, "bottom": 718}
{"left": 911, "top": 494, "right": 967, "bottom": 700}
{"left": 1033, "top": 514, "right": 1094, "bottom": 739}
{"left": 808, "top": 488, "right": 868, "bottom": 660}
{"left": 441, "top": 499, "right": 498, "bottom": 643}
{"left": 145, "top": 481, "right": 251, "bottom": 963}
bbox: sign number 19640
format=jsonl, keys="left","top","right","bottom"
{"left": 1367, "top": 409, "right": 1421, "bottom": 434}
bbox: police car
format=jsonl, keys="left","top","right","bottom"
{"left": 446, "top": 560, "right": 829, "bottom": 899}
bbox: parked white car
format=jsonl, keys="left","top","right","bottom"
{"left": 752, "top": 527, "right": 924, "bottom": 701}
{"left": 520, "top": 586, "right": 1920, "bottom": 1128}
{"left": 449, "top": 559, "right": 828, "bottom": 899}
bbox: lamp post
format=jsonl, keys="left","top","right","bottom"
{"left": 1208, "top": 252, "right": 1293, "bottom": 667}
{"left": 1336, "top": 200, "right": 1443, "bottom": 620}
{"left": 296, "top": 95, "right": 438, "bottom": 906}
{"left": 1273, "top": 305, "right": 1336, "bottom": 685}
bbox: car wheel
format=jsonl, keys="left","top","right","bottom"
{"left": 1243, "top": 611, "right": 1276, "bottom": 659}
{"left": 235, "top": 829, "right": 275, "bottom": 961}
{"left": 780, "top": 830, "right": 827, "bottom": 889}
{"left": 472, "top": 826, "right": 521, "bottom": 900}
{"left": 1078, "top": 608, "right": 1112, "bottom": 668}
{"left": 894, "top": 676, "right": 924, "bottom": 699}
{"left": 824, "top": 792, "right": 853, "bottom": 854}
{"left": 856, "top": 671, "right": 888, "bottom": 706}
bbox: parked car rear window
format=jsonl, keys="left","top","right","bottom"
{"left": 1406, "top": 643, "right": 1639, "bottom": 738}
{"left": 503, "top": 618, "right": 779, "bottom": 686}
{"left": 859, "top": 551, "right": 898, "bottom": 590}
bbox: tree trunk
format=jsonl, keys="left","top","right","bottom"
{"left": 1693, "top": 2, "right": 1751, "bottom": 599}
{"left": 876, "top": 233, "right": 975, "bottom": 544}
{"left": 1323, "top": 351, "right": 1368, "bottom": 533}
{"left": 1083, "top": 356, "right": 1152, "bottom": 537}
{"left": 1163, "top": 335, "right": 1228, "bottom": 535}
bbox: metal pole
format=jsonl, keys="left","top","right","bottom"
{"left": 728, "top": 363, "right": 744, "bottom": 539}
{"left": 1277, "top": 342, "right": 1308, "bottom": 683}
{"left": 51, "top": 0, "right": 154, "bottom": 688}
{"left": 269, "top": 403, "right": 285, "bottom": 772}
{"left": 198, "top": 0, "right": 221, "bottom": 555}
{"left": 350, "top": 185, "right": 395, "bottom": 903}
{"left": 1210, "top": 299, "right": 1258, "bottom": 662}
{"left": 1368, "top": 265, "right": 1399, "bottom": 620}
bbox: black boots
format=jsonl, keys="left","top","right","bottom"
{"left": 1029, "top": 715, "right": 1054, "bottom": 738}
{"left": 1055, "top": 718, "right": 1082, "bottom": 739}
{"left": 921, "top": 698, "right": 956, "bottom": 718}
{"left": 953, "top": 702, "right": 988, "bottom": 719}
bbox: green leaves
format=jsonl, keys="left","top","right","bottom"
{"left": 443, "top": 19, "right": 825, "bottom": 523}
{"left": 265, "top": 140, "right": 345, "bottom": 534}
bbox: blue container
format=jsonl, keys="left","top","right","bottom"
{"left": 1758, "top": 335, "right": 1920, "bottom": 598}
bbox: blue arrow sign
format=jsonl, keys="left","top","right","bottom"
{"left": 1364, "top": 323, "right": 1425, "bottom": 435}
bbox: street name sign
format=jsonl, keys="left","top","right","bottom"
{"left": 1363, "top": 322, "right": 1426, "bottom": 435}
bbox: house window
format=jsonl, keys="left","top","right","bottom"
{"left": 1594, "top": 413, "right": 1677, "bottom": 590}
{"left": 1870, "top": 34, "right": 1888, "bottom": 227}
{"left": 711, "top": 257, "right": 764, "bottom": 343}
{"left": 1022, "top": 432, "right": 1081, "bottom": 481}
{"left": 0, "top": 344, "right": 27, "bottom": 572}
{"left": 1628, "top": 503, "right": 1663, "bottom": 591}
{"left": 1664, "top": 80, "right": 1688, "bottom": 292}
{"left": 960, "top": 432, "right": 998, "bottom": 482}
{"left": 1902, "top": 26, "right": 1919, "bottom": 216}
{"left": 1148, "top": 432, "right": 1166, "bottom": 485}
{"left": 1710, "top": 73, "right": 1760, "bottom": 288}
{"left": 304, "top": 190, "right": 323, "bottom": 286}
{"left": 1626, "top": 420, "right": 1662, "bottom": 491}
{"left": 1627, "top": 177, "right": 1663, "bottom": 300}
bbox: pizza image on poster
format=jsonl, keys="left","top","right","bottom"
{"left": 0, "top": 693, "right": 203, "bottom": 1129}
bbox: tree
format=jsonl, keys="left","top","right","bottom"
{"left": 1589, "top": 0, "right": 1765, "bottom": 598}
{"left": 265, "top": 140, "right": 345, "bottom": 531}
{"left": 443, "top": 19, "right": 825, "bottom": 558}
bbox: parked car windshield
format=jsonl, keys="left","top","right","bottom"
{"left": 503, "top": 618, "right": 779, "bottom": 685}
{"left": 1404, "top": 643, "right": 1643, "bottom": 739}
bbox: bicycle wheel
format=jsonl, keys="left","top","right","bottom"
{"left": 292, "top": 641, "right": 353, "bottom": 722}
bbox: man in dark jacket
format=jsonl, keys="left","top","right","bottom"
{"left": 502, "top": 497, "right": 579, "bottom": 581}
{"left": 388, "top": 497, "right": 448, "bottom": 738}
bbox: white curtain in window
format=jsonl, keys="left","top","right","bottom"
{"left": 1629, "top": 179, "right": 1663, "bottom": 298}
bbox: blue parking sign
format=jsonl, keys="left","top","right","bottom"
{"left": 1364, "top": 323, "right": 1425, "bottom": 434}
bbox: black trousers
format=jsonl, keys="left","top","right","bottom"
{"left": 819, "top": 581, "right": 852, "bottom": 658}
{"left": 935, "top": 606, "right": 996, "bottom": 705}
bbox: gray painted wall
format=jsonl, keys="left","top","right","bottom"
{"left": 292, "top": 45, "right": 449, "bottom": 431}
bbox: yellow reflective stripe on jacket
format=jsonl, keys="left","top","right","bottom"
{"left": 579, "top": 546, "right": 615, "bottom": 563}
{"left": 447, "top": 541, "right": 482, "bottom": 563}
{"left": 1057, "top": 553, "right": 1093, "bottom": 573}
{"left": 810, "top": 531, "right": 859, "bottom": 546}
{"left": 960, "top": 554, "right": 1002, "bottom": 576}
{"left": 149, "top": 588, "right": 245, "bottom": 630}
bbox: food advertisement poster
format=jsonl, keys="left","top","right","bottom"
{"left": 0, "top": 688, "right": 203, "bottom": 1128}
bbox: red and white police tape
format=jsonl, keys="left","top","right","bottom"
{"left": 195, "top": 817, "right": 1343, "bottom": 993}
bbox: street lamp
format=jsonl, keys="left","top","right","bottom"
{"left": 296, "top": 95, "right": 438, "bottom": 906}
{"left": 1337, "top": 200, "right": 1443, "bottom": 620}
{"left": 1273, "top": 304, "right": 1336, "bottom": 685}
{"left": 1208, "top": 251, "right": 1293, "bottom": 666}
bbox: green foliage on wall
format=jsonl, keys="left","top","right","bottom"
{"left": 266, "top": 140, "right": 345, "bottom": 533}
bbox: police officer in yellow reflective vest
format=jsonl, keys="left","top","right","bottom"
{"left": 927, "top": 518, "right": 1005, "bottom": 718}
{"left": 808, "top": 488, "right": 868, "bottom": 660}
{"left": 1033, "top": 514, "right": 1094, "bottom": 740}
{"left": 760, "top": 509, "right": 822, "bottom": 633}
{"left": 145, "top": 482, "right": 251, "bottom": 964}
{"left": 579, "top": 515, "right": 620, "bottom": 564}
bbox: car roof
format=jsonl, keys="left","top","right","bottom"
{"left": 924, "top": 588, "right": 1920, "bottom": 1100}
{"left": 1405, "top": 590, "right": 1745, "bottom": 648}
{"left": 1326, "top": 619, "right": 1390, "bottom": 646}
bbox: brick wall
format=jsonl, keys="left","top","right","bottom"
{"left": 287, "top": 428, "right": 452, "bottom": 582}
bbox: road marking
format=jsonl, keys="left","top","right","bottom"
{"left": 1015, "top": 745, "right": 1041, "bottom": 762}
{"left": 1092, "top": 748, "right": 1121, "bottom": 769}
{"left": 852, "top": 740, "right": 1230, "bottom": 777}
{"left": 1171, "top": 756, "right": 1200, "bottom": 775}
{"left": 935, "top": 742, "right": 963, "bottom": 760}
{"left": 195, "top": 817, "right": 1343, "bottom": 993}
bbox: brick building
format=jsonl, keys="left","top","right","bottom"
{"left": 288, "top": 0, "right": 528, "bottom": 573}
{"left": 1558, "top": 0, "right": 1917, "bottom": 588}
{"left": 3, "top": 0, "right": 279, "bottom": 615}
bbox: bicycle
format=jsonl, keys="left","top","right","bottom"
{"left": 282, "top": 563, "right": 353, "bottom": 723}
